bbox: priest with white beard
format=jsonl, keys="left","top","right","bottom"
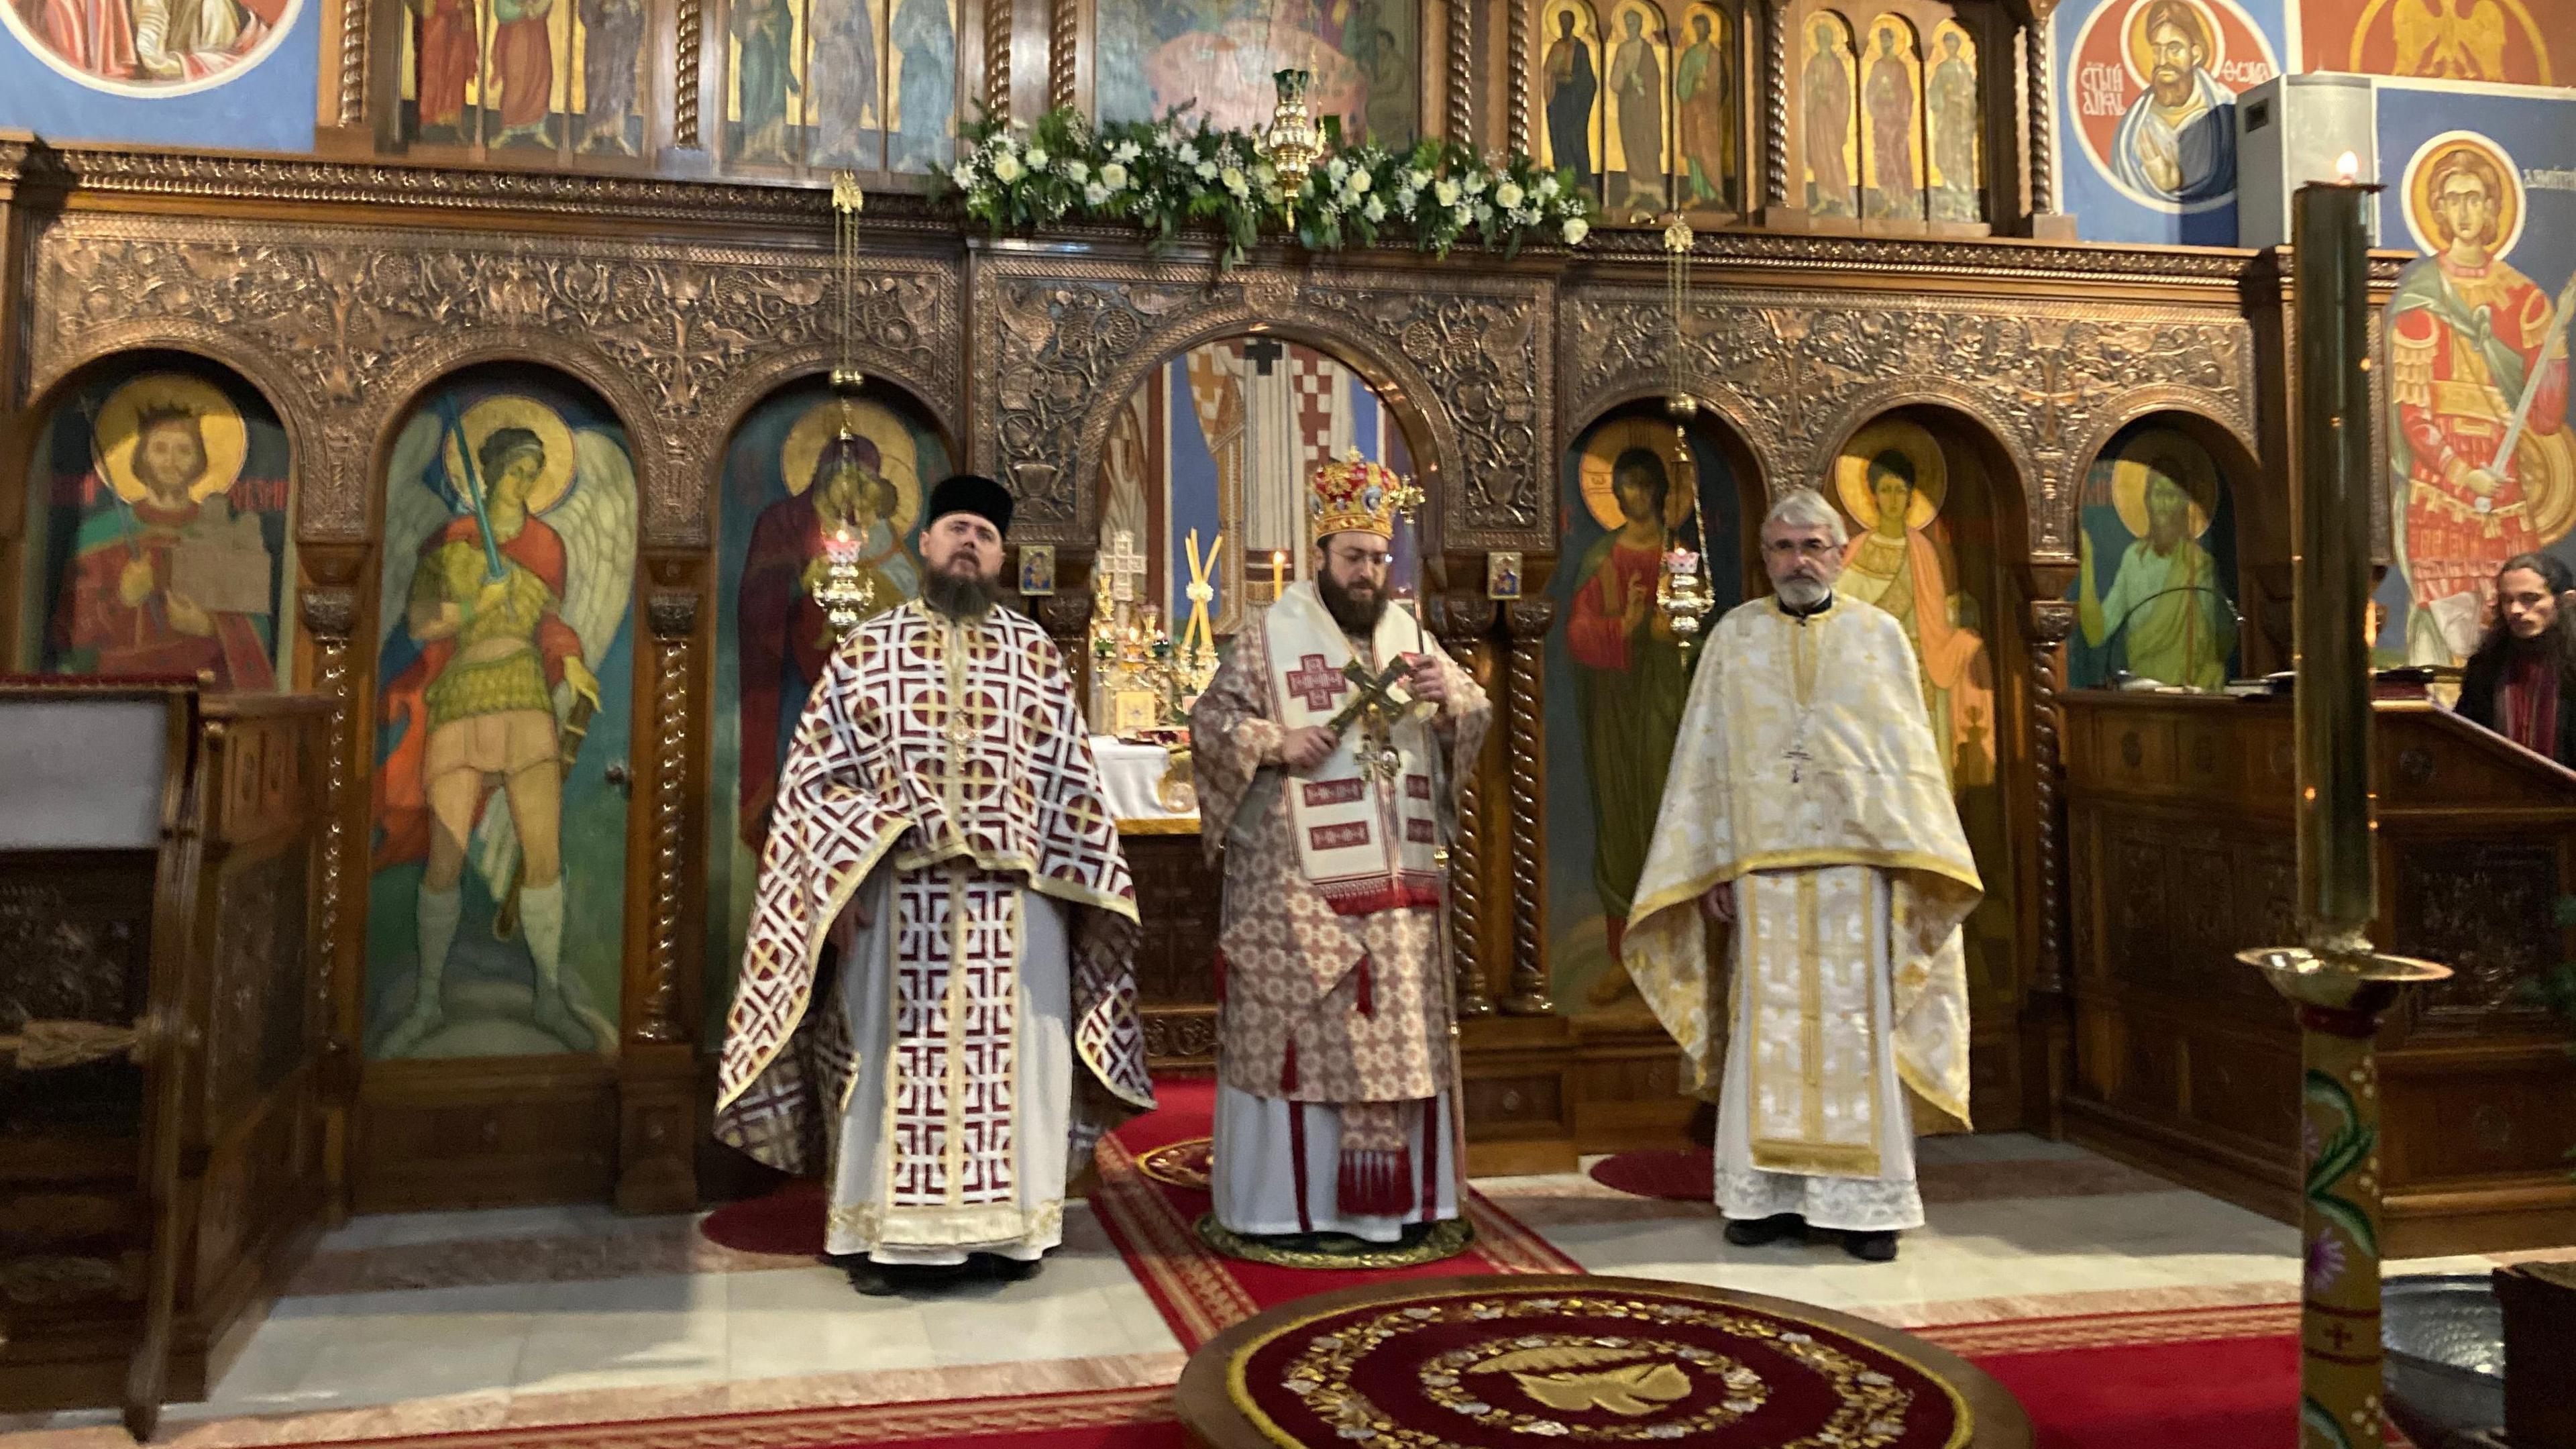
{"left": 1623, "top": 489, "right": 1980, "bottom": 1262}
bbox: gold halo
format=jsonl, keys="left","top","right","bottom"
{"left": 2402, "top": 131, "right": 2525, "bottom": 262}
{"left": 1835, "top": 419, "right": 1946, "bottom": 534}
{"left": 2110, "top": 431, "right": 2218, "bottom": 540}
{"left": 1579, "top": 417, "right": 1698, "bottom": 531}
{"left": 782, "top": 396, "right": 923, "bottom": 536}
{"left": 94, "top": 374, "right": 248, "bottom": 504}
{"left": 453, "top": 396, "right": 577, "bottom": 514}
{"left": 2124, "top": 0, "right": 2228, "bottom": 91}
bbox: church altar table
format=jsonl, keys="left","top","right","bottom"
{"left": 1093, "top": 737, "right": 1197, "bottom": 824}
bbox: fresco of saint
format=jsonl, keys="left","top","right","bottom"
{"left": 1862, "top": 18, "right": 1921, "bottom": 221}
{"left": 1925, "top": 25, "right": 1978, "bottom": 221}
{"left": 1543, "top": 6, "right": 1599, "bottom": 197}
{"left": 370, "top": 387, "right": 637, "bottom": 1061}
{"left": 1833, "top": 421, "right": 1994, "bottom": 787}
{"left": 2111, "top": 0, "right": 2237, "bottom": 205}
{"left": 2389, "top": 138, "right": 2575, "bottom": 663}
{"left": 1803, "top": 13, "right": 1856, "bottom": 219}
{"left": 577, "top": 0, "right": 645, "bottom": 154}
{"left": 1673, "top": 7, "right": 1734, "bottom": 209}
{"left": 731, "top": 0, "right": 800, "bottom": 162}
{"left": 42, "top": 372, "right": 282, "bottom": 691}
{"left": 18, "top": 0, "right": 274, "bottom": 84}
{"left": 2074, "top": 431, "right": 2239, "bottom": 690}
{"left": 1607, "top": 5, "right": 1664, "bottom": 208}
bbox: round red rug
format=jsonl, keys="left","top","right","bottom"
{"left": 699, "top": 1181, "right": 827, "bottom": 1256}
{"left": 1587, "top": 1148, "right": 1715, "bottom": 1202}
{"left": 1195, "top": 1277, "right": 2012, "bottom": 1448}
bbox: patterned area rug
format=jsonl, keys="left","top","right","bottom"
{"left": 1211, "top": 1278, "right": 1984, "bottom": 1449}
{"left": 1093, "top": 1078, "right": 1582, "bottom": 1350}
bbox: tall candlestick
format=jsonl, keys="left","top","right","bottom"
{"left": 1271, "top": 549, "right": 1286, "bottom": 600}
{"left": 2292, "top": 161, "right": 2375, "bottom": 957}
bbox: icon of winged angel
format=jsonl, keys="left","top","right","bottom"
{"left": 371, "top": 393, "right": 638, "bottom": 1059}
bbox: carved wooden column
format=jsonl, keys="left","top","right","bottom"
{"left": 297, "top": 582, "right": 364, "bottom": 1214}
{"left": 2025, "top": 598, "right": 2075, "bottom": 1134}
{"left": 1501, "top": 599, "right": 1554, "bottom": 1015}
{"left": 1430, "top": 593, "right": 1499, "bottom": 1018}
{"left": 1048, "top": 0, "right": 1077, "bottom": 112}
{"left": 1763, "top": 0, "right": 1790, "bottom": 208}
{"left": 676, "top": 0, "right": 704, "bottom": 148}
{"left": 1038, "top": 589, "right": 1095, "bottom": 702}
{"left": 616, "top": 589, "right": 700, "bottom": 1214}
{"left": 2024, "top": 13, "right": 2072, "bottom": 238}
{"left": 1506, "top": 0, "right": 1531, "bottom": 154}
{"left": 1446, "top": 0, "right": 1477, "bottom": 145}
{"left": 989, "top": 0, "right": 1016, "bottom": 124}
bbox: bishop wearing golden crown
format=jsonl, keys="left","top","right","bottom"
{"left": 1189, "top": 457, "right": 1489, "bottom": 1252}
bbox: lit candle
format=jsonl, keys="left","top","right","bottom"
{"left": 1271, "top": 549, "right": 1286, "bottom": 599}
{"left": 2291, "top": 160, "right": 2375, "bottom": 955}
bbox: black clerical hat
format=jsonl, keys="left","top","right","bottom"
{"left": 926, "top": 473, "right": 1014, "bottom": 536}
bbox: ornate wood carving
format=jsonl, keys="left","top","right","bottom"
{"left": 30, "top": 215, "right": 963, "bottom": 547}
{"left": 2025, "top": 599, "right": 2074, "bottom": 1000}
{"left": 1560, "top": 284, "right": 2257, "bottom": 555}
{"left": 2396, "top": 843, "right": 2560, "bottom": 1024}
{"left": 973, "top": 251, "right": 1552, "bottom": 548}
{"left": 203, "top": 851, "right": 309, "bottom": 1130}
{"left": 0, "top": 869, "right": 152, "bottom": 1132}
{"left": 1501, "top": 598, "right": 1554, "bottom": 1015}
{"left": 1143, "top": 1008, "right": 1219, "bottom": 1064}
{"left": 1429, "top": 592, "right": 1498, "bottom": 1018}
{"left": 634, "top": 592, "right": 698, "bottom": 1045}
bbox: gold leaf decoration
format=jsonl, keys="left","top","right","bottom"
{"left": 1476, "top": 1344, "right": 1652, "bottom": 1376}
{"left": 1510, "top": 1362, "right": 1695, "bottom": 1416}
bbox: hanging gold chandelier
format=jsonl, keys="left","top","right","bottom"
{"left": 1662, "top": 213, "right": 1696, "bottom": 418}
{"left": 830, "top": 172, "right": 867, "bottom": 394}
{"left": 1263, "top": 68, "right": 1323, "bottom": 182}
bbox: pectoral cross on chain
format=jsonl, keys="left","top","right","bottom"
{"left": 1785, "top": 741, "right": 1812, "bottom": 785}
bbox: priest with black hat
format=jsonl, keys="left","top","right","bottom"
{"left": 716, "top": 474, "right": 1155, "bottom": 1295}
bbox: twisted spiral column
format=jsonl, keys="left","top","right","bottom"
{"left": 1446, "top": 0, "right": 1475, "bottom": 144}
{"left": 676, "top": 0, "right": 703, "bottom": 146}
{"left": 1433, "top": 594, "right": 1499, "bottom": 1018}
{"left": 299, "top": 588, "right": 359, "bottom": 1081}
{"left": 1501, "top": 599, "right": 1554, "bottom": 1015}
{"left": 2025, "top": 601, "right": 2074, "bottom": 1002}
{"left": 1049, "top": 0, "right": 1075, "bottom": 113}
{"left": 635, "top": 594, "right": 698, "bottom": 1045}
{"left": 1507, "top": 0, "right": 1531, "bottom": 155}
{"left": 988, "top": 0, "right": 1014, "bottom": 124}
{"left": 2026, "top": 16, "right": 2057, "bottom": 219}
{"left": 337, "top": 0, "right": 366, "bottom": 126}
{"left": 1764, "top": 1, "right": 1788, "bottom": 207}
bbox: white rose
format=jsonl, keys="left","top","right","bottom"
{"left": 1195, "top": 160, "right": 1219, "bottom": 180}
{"left": 1024, "top": 147, "right": 1049, "bottom": 171}
{"left": 1494, "top": 180, "right": 1525, "bottom": 209}
{"left": 1065, "top": 158, "right": 1089, "bottom": 183}
{"left": 1346, "top": 168, "right": 1372, "bottom": 195}
{"left": 951, "top": 162, "right": 977, "bottom": 189}
{"left": 1536, "top": 174, "right": 1560, "bottom": 199}
{"left": 1221, "top": 166, "right": 1249, "bottom": 197}
{"left": 1085, "top": 182, "right": 1112, "bottom": 205}
{"left": 1327, "top": 157, "right": 1350, "bottom": 184}
{"left": 1461, "top": 170, "right": 1488, "bottom": 195}
{"left": 1100, "top": 160, "right": 1130, "bottom": 189}
{"left": 1362, "top": 197, "right": 1387, "bottom": 223}
{"left": 1178, "top": 143, "right": 1201, "bottom": 166}
{"left": 990, "top": 152, "right": 1024, "bottom": 183}
{"left": 1434, "top": 178, "right": 1461, "bottom": 207}
{"left": 1395, "top": 186, "right": 1419, "bottom": 216}
{"left": 1408, "top": 168, "right": 1433, "bottom": 189}
{"left": 1472, "top": 201, "right": 1493, "bottom": 223}
{"left": 1562, "top": 217, "right": 1590, "bottom": 245}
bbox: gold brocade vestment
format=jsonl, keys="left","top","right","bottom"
{"left": 1624, "top": 597, "right": 1980, "bottom": 1186}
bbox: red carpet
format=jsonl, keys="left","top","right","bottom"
{"left": 1588, "top": 1146, "right": 1716, "bottom": 1201}
{"left": 700, "top": 1180, "right": 829, "bottom": 1256}
{"left": 1092, "top": 1077, "right": 1584, "bottom": 1349}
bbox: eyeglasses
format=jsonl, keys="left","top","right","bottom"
{"left": 1330, "top": 547, "right": 1395, "bottom": 570}
{"left": 1764, "top": 537, "right": 1837, "bottom": 558}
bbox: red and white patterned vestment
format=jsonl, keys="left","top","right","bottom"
{"left": 716, "top": 600, "right": 1153, "bottom": 1262}
{"left": 1189, "top": 590, "right": 1489, "bottom": 1240}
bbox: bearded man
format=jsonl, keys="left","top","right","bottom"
{"left": 1625, "top": 490, "right": 1980, "bottom": 1263}
{"left": 716, "top": 474, "right": 1154, "bottom": 1295}
{"left": 1190, "top": 457, "right": 1489, "bottom": 1250}
{"left": 2458, "top": 552, "right": 2576, "bottom": 767}
{"left": 2110, "top": 0, "right": 2237, "bottom": 205}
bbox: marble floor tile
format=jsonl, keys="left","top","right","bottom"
{"left": 508, "top": 1273, "right": 733, "bottom": 1395}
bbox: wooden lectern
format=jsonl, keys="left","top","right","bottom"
{"left": 2061, "top": 690, "right": 2576, "bottom": 1256}
{"left": 0, "top": 681, "right": 335, "bottom": 1436}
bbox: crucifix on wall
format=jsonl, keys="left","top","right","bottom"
{"left": 1242, "top": 337, "right": 1285, "bottom": 376}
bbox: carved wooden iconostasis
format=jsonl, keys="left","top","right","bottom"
{"left": 1, "top": 0, "right": 2464, "bottom": 1251}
